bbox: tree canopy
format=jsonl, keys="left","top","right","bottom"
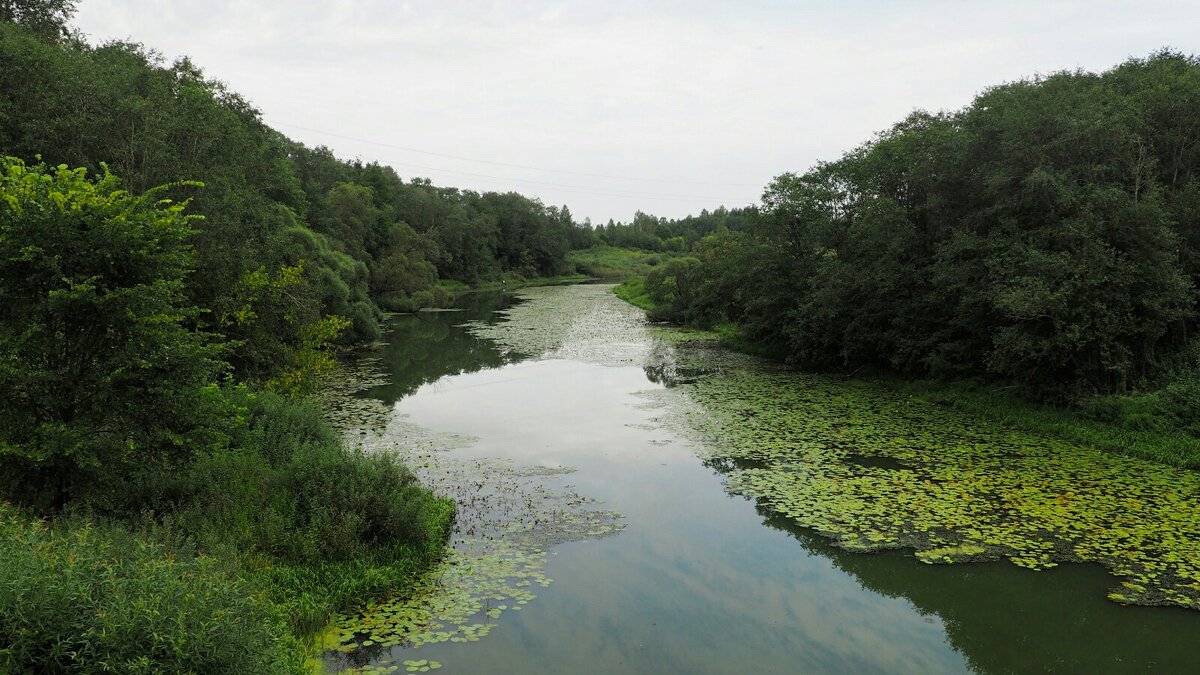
{"left": 644, "top": 51, "right": 1200, "bottom": 399}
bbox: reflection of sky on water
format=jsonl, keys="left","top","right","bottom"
{"left": 387, "top": 359, "right": 966, "bottom": 674}
{"left": 355, "top": 286, "right": 1200, "bottom": 674}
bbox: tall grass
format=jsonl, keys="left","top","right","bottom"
{"left": 569, "top": 246, "right": 670, "bottom": 280}
{"left": 0, "top": 390, "right": 455, "bottom": 670}
{"left": 0, "top": 504, "right": 306, "bottom": 674}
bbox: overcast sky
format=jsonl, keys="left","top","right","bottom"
{"left": 73, "top": 0, "right": 1199, "bottom": 224}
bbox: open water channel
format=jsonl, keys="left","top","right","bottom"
{"left": 324, "top": 284, "right": 1198, "bottom": 674}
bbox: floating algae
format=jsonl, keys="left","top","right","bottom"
{"left": 465, "top": 284, "right": 650, "bottom": 367}
{"left": 652, "top": 353, "right": 1200, "bottom": 610}
{"left": 320, "top": 340, "right": 625, "bottom": 673}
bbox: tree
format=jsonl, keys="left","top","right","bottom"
{"left": 0, "top": 0, "right": 76, "bottom": 40}
{"left": 0, "top": 158, "right": 223, "bottom": 509}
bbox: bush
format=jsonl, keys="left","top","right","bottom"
{"left": 0, "top": 157, "right": 223, "bottom": 511}
{"left": 0, "top": 504, "right": 305, "bottom": 674}
{"left": 173, "top": 391, "right": 453, "bottom": 565}
{"left": 343, "top": 300, "right": 383, "bottom": 343}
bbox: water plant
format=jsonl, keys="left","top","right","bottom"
{"left": 320, "top": 341, "right": 626, "bottom": 672}
{"left": 656, "top": 359, "right": 1200, "bottom": 610}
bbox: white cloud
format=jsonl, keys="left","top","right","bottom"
{"left": 73, "top": 0, "right": 1200, "bottom": 222}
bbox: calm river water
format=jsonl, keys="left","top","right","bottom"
{"left": 334, "top": 285, "right": 1197, "bottom": 674}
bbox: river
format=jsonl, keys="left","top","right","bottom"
{"left": 324, "top": 284, "right": 1199, "bottom": 674}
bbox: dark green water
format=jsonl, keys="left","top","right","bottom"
{"left": 347, "top": 288, "right": 1199, "bottom": 674}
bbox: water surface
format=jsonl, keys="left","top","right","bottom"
{"left": 337, "top": 286, "right": 1198, "bottom": 674}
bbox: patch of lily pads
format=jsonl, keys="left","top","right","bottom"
{"left": 320, "top": 338, "right": 626, "bottom": 673}
{"left": 323, "top": 437, "right": 625, "bottom": 671}
{"left": 465, "top": 284, "right": 650, "bottom": 367}
{"left": 321, "top": 356, "right": 395, "bottom": 433}
{"left": 655, "top": 361, "right": 1200, "bottom": 610}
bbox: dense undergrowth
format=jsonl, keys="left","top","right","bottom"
{"left": 0, "top": 388, "right": 454, "bottom": 673}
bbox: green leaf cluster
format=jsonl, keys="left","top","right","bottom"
{"left": 0, "top": 157, "right": 222, "bottom": 508}
{"left": 628, "top": 51, "right": 1200, "bottom": 402}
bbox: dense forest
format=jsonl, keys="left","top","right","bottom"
{"left": 625, "top": 51, "right": 1200, "bottom": 413}
{"left": 4, "top": 0, "right": 1200, "bottom": 670}
{"left": 0, "top": 4, "right": 585, "bottom": 672}
{"left": 0, "top": 9, "right": 584, "bottom": 383}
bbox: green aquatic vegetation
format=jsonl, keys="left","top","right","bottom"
{"left": 647, "top": 325, "right": 721, "bottom": 344}
{"left": 466, "top": 284, "right": 650, "bottom": 367}
{"left": 326, "top": 542, "right": 547, "bottom": 655}
{"left": 321, "top": 357, "right": 395, "bottom": 432}
{"left": 321, "top": 340, "right": 626, "bottom": 671}
{"left": 657, "top": 361, "right": 1200, "bottom": 610}
{"left": 323, "top": 450, "right": 624, "bottom": 672}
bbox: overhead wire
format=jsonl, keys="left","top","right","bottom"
{"left": 374, "top": 159, "right": 750, "bottom": 204}
{"left": 274, "top": 121, "right": 763, "bottom": 204}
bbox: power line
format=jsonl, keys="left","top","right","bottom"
{"left": 378, "top": 158, "right": 750, "bottom": 204}
{"left": 275, "top": 121, "right": 763, "bottom": 189}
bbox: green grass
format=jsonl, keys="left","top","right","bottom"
{"left": 613, "top": 277, "right": 654, "bottom": 310}
{"left": 568, "top": 246, "right": 672, "bottom": 280}
{"left": 893, "top": 379, "right": 1200, "bottom": 470}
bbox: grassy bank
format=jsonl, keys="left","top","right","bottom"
{"left": 895, "top": 379, "right": 1200, "bottom": 469}
{"left": 568, "top": 246, "right": 673, "bottom": 280}
{"left": 613, "top": 277, "right": 654, "bottom": 310}
{"left": 0, "top": 390, "right": 454, "bottom": 673}
{"left": 613, "top": 281, "right": 1200, "bottom": 470}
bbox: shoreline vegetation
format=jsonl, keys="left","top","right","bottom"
{"left": 0, "top": 4, "right": 592, "bottom": 670}
{"left": 615, "top": 278, "right": 1200, "bottom": 470}
{"left": 593, "top": 52, "right": 1200, "bottom": 472}
{"left": 2, "top": 2, "right": 1200, "bottom": 672}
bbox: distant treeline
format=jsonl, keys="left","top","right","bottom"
{"left": 634, "top": 51, "right": 1200, "bottom": 401}
{"left": 0, "top": 18, "right": 581, "bottom": 386}
{"left": 573, "top": 207, "right": 759, "bottom": 251}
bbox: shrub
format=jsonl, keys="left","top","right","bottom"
{"left": 343, "top": 300, "right": 383, "bottom": 343}
{"left": 0, "top": 504, "right": 305, "bottom": 674}
{"left": 0, "top": 157, "right": 223, "bottom": 510}
{"left": 173, "top": 392, "right": 453, "bottom": 565}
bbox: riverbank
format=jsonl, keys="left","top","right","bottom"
{"left": 0, "top": 390, "right": 455, "bottom": 674}
{"left": 614, "top": 278, "right": 1200, "bottom": 470}
{"left": 313, "top": 283, "right": 1198, "bottom": 673}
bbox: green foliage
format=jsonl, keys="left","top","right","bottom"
{"left": 665, "top": 352, "right": 1200, "bottom": 610}
{"left": 567, "top": 245, "right": 671, "bottom": 280}
{"left": 896, "top": 378, "right": 1200, "bottom": 469}
{"left": 644, "top": 256, "right": 703, "bottom": 321}
{"left": 171, "top": 391, "right": 453, "bottom": 565}
{"left": 657, "top": 52, "right": 1200, "bottom": 401}
{"left": 0, "top": 0, "right": 75, "bottom": 40}
{"left": 613, "top": 277, "right": 653, "bottom": 310}
{"left": 0, "top": 158, "right": 223, "bottom": 509}
{"left": 0, "top": 503, "right": 306, "bottom": 674}
{"left": 0, "top": 157, "right": 455, "bottom": 661}
{"left": 590, "top": 206, "right": 758, "bottom": 252}
{"left": 0, "top": 20, "right": 576, "bottom": 390}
